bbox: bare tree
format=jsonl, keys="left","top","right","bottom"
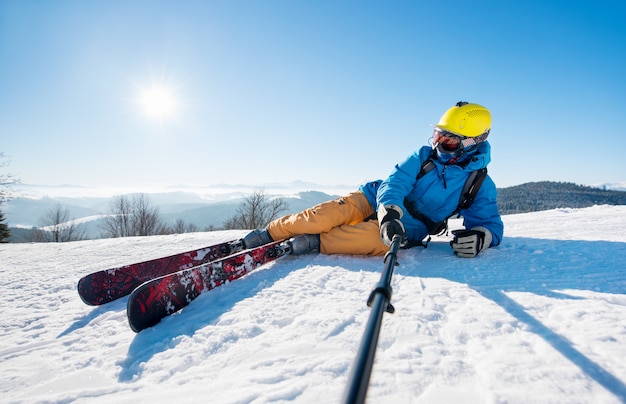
{"left": 33, "top": 204, "right": 86, "bottom": 242}
{"left": 223, "top": 189, "right": 288, "bottom": 229}
{"left": 132, "top": 194, "right": 166, "bottom": 236}
{"left": 100, "top": 194, "right": 166, "bottom": 238}
{"left": 170, "top": 219, "right": 199, "bottom": 234}
{"left": 100, "top": 195, "right": 134, "bottom": 237}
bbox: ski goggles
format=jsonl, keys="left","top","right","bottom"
{"left": 432, "top": 128, "right": 487, "bottom": 152}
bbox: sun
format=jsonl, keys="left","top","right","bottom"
{"left": 137, "top": 84, "right": 179, "bottom": 122}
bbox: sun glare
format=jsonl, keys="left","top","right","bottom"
{"left": 138, "top": 84, "right": 179, "bottom": 122}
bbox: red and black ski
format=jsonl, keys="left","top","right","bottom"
{"left": 127, "top": 241, "right": 291, "bottom": 332}
{"left": 77, "top": 239, "right": 244, "bottom": 306}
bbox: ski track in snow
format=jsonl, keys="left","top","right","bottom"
{"left": 0, "top": 205, "right": 625, "bottom": 403}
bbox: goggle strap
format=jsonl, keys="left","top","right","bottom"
{"left": 462, "top": 132, "right": 489, "bottom": 148}
{"left": 461, "top": 138, "right": 476, "bottom": 148}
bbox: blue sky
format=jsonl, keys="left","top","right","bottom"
{"left": 1, "top": 0, "right": 624, "bottom": 191}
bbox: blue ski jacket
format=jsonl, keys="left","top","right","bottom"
{"left": 359, "top": 142, "right": 503, "bottom": 247}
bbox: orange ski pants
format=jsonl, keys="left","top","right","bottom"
{"left": 266, "top": 191, "right": 390, "bottom": 256}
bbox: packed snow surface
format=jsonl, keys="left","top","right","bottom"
{"left": 1, "top": 205, "right": 625, "bottom": 403}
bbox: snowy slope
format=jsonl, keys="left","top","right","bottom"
{"left": 1, "top": 205, "right": 625, "bottom": 403}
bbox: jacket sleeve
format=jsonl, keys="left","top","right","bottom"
{"left": 460, "top": 175, "right": 504, "bottom": 247}
{"left": 376, "top": 150, "right": 425, "bottom": 211}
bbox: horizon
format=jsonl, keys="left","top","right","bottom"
{"left": 4, "top": 180, "right": 626, "bottom": 200}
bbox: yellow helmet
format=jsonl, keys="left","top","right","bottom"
{"left": 435, "top": 101, "right": 491, "bottom": 138}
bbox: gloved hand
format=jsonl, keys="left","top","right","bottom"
{"left": 378, "top": 204, "right": 408, "bottom": 247}
{"left": 450, "top": 226, "right": 493, "bottom": 258}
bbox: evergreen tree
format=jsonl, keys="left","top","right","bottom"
{"left": 496, "top": 181, "right": 626, "bottom": 214}
{"left": 0, "top": 209, "right": 10, "bottom": 243}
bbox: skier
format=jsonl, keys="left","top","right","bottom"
{"left": 244, "top": 101, "right": 503, "bottom": 258}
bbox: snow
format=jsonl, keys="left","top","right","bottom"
{"left": 37, "top": 215, "right": 112, "bottom": 231}
{"left": 1, "top": 205, "right": 625, "bottom": 403}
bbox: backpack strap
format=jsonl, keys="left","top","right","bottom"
{"left": 457, "top": 167, "right": 488, "bottom": 210}
{"left": 416, "top": 158, "right": 436, "bottom": 181}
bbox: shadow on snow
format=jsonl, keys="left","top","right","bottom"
{"left": 396, "top": 236, "right": 626, "bottom": 401}
{"left": 116, "top": 259, "right": 300, "bottom": 382}
{"left": 116, "top": 236, "right": 626, "bottom": 400}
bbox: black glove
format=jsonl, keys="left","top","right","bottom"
{"left": 378, "top": 204, "right": 408, "bottom": 247}
{"left": 450, "top": 227, "right": 492, "bottom": 258}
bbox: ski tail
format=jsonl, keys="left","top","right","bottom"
{"left": 127, "top": 240, "right": 292, "bottom": 332}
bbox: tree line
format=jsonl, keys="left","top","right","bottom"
{"left": 15, "top": 190, "right": 288, "bottom": 243}
{"left": 496, "top": 181, "right": 626, "bottom": 214}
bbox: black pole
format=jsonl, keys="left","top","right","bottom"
{"left": 343, "top": 234, "right": 402, "bottom": 404}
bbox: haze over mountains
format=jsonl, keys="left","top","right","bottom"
{"left": 4, "top": 182, "right": 354, "bottom": 241}
{"left": 3, "top": 180, "right": 626, "bottom": 242}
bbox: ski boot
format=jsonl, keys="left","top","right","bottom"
{"left": 287, "top": 234, "right": 320, "bottom": 255}
{"left": 242, "top": 229, "right": 273, "bottom": 249}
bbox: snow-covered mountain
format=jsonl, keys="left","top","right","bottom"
{"left": 1, "top": 205, "right": 625, "bottom": 403}
{"left": 594, "top": 182, "right": 626, "bottom": 192}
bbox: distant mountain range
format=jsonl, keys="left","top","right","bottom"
{"left": 4, "top": 190, "right": 342, "bottom": 242}
{"left": 3, "top": 181, "right": 625, "bottom": 242}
